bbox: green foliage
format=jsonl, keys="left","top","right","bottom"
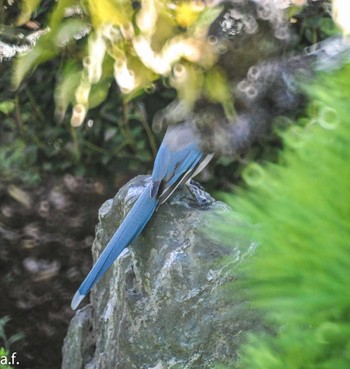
{"left": 301, "top": 13, "right": 338, "bottom": 44}
{"left": 0, "top": 1, "right": 341, "bottom": 187}
{"left": 0, "top": 37, "right": 160, "bottom": 185}
{"left": 1, "top": 0, "right": 236, "bottom": 185}
{"left": 16, "top": 0, "right": 42, "bottom": 26}
{"left": 0, "top": 316, "right": 24, "bottom": 353}
{"left": 223, "top": 65, "right": 350, "bottom": 368}
{"left": 0, "top": 100, "right": 15, "bottom": 115}
{"left": 12, "top": 0, "right": 227, "bottom": 126}
{"left": 0, "top": 86, "right": 158, "bottom": 184}
{"left": 0, "top": 347, "right": 13, "bottom": 369}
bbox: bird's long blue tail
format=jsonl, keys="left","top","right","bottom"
{"left": 71, "top": 182, "right": 157, "bottom": 310}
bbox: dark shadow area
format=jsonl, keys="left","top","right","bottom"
{"left": 0, "top": 176, "right": 116, "bottom": 369}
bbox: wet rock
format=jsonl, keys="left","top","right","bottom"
{"left": 62, "top": 176, "right": 258, "bottom": 369}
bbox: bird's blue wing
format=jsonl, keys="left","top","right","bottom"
{"left": 162, "top": 144, "right": 203, "bottom": 187}
{"left": 150, "top": 144, "right": 171, "bottom": 197}
{"left": 71, "top": 182, "right": 157, "bottom": 310}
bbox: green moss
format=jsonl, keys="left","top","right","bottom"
{"left": 225, "top": 65, "right": 350, "bottom": 368}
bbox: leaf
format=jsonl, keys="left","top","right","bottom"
{"left": 7, "top": 333, "right": 25, "bottom": 347}
{"left": 88, "top": 81, "right": 111, "bottom": 109}
{"left": 16, "top": 0, "right": 42, "bottom": 26}
{"left": 49, "top": 0, "right": 77, "bottom": 30}
{"left": 54, "top": 61, "right": 82, "bottom": 122}
{"left": 0, "top": 317, "right": 10, "bottom": 331}
{"left": 0, "top": 101, "right": 15, "bottom": 115}
{"left": 14, "top": 16, "right": 88, "bottom": 88}
{"left": 170, "top": 62, "right": 204, "bottom": 109}
{"left": 175, "top": 2, "right": 202, "bottom": 28}
{"left": 7, "top": 185, "right": 32, "bottom": 208}
{"left": 123, "top": 56, "right": 158, "bottom": 102}
{"left": 318, "top": 17, "right": 338, "bottom": 36}
{"left": 87, "top": 0, "right": 133, "bottom": 28}
{"left": 285, "top": 5, "right": 306, "bottom": 19}
{"left": 189, "top": 5, "right": 223, "bottom": 37}
{"left": 13, "top": 41, "right": 56, "bottom": 88}
{"left": 54, "top": 18, "right": 90, "bottom": 48}
{"left": 204, "top": 67, "right": 235, "bottom": 119}
{"left": 0, "top": 348, "right": 8, "bottom": 357}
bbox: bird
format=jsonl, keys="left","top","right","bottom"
{"left": 71, "top": 122, "right": 214, "bottom": 310}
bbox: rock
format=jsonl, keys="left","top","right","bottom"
{"left": 62, "top": 306, "right": 94, "bottom": 369}
{"left": 62, "top": 176, "right": 257, "bottom": 369}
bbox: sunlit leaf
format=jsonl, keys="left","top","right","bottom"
{"left": 175, "top": 1, "right": 202, "bottom": 28}
{"left": 85, "top": 31, "right": 107, "bottom": 84}
{"left": 54, "top": 18, "right": 90, "bottom": 48}
{"left": 285, "top": 5, "right": 306, "bottom": 19}
{"left": 86, "top": 55, "right": 114, "bottom": 109}
{"left": 204, "top": 67, "right": 235, "bottom": 119}
{"left": 170, "top": 62, "right": 204, "bottom": 109}
{"left": 87, "top": 0, "right": 133, "bottom": 28}
{"left": 147, "top": 14, "right": 177, "bottom": 52}
{"left": 0, "top": 100, "right": 15, "bottom": 115}
{"left": 13, "top": 42, "right": 56, "bottom": 88}
{"left": 122, "top": 55, "right": 158, "bottom": 100}
{"left": 54, "top": 61, "right": 81, "bottom": 122}
{"left": 189, "top": 5, "right": 223, "bottom": 37}
{"left": 89, "top": 79, "right": 112, "bottom": 109}
{"left": 0, "top": 347, "right": 8, "bottom": 357}
{"left": 16, "top": 0, "right": 42, "bottom": 26}
{"left": 49, "top": 0, "right": 78, "bottom": 30}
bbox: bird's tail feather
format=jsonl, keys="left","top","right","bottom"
{"left": 71, "top": 182, "right": 157, "bottom": 310}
